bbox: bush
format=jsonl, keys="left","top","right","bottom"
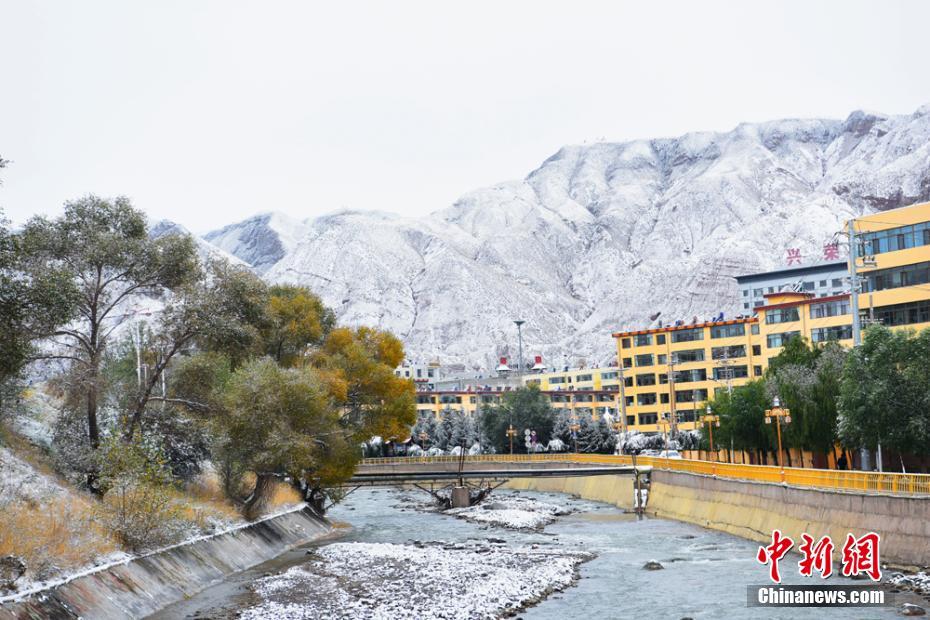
{"left": 96, "top": 437, "right": 185, "bottom": 551}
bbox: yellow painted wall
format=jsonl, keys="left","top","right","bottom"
{"left": 505, "top": 475, "right": 635, "bottom": 510}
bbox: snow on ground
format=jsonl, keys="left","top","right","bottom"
{"left": 0, "top": 445, "right": 65, "bottom": 505}
{"left": 446, "top": 495, "right": 572, "bottom": 530}
{"left": 240, "top": 541, "right": 593, "bottom": 620}
{"left": 889, "top": 570, "right": 930, "bottom": 594}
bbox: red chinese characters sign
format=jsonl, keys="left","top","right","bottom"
{"left": 756, "top": 531, "right": 881, "bottom": 583}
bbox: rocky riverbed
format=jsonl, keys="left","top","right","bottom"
{"left": 239, "top": 541, "right": 593, "bottom": 619}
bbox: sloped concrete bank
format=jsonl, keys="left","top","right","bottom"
{"left": 648, "top": 470, "right": 930, "bottom": 568}
{"left": 0, "top": 506, "right": 332, "bottom": 620}
{"left": 507, "top": 470, "right": 930, "bottom": 567}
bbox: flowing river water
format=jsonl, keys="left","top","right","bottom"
{"left": 154, "top": 487, "right": 912, "bottom": 619}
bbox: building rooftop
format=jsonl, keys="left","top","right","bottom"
{"left": 611, "top": 316, "right": 757, "bottom": 339}
{"left": 735, "top": 260, "right": 847, "bottom": 284}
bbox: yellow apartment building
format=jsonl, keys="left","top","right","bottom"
{"left": 611, "top": 292, "right": 855, "bottom": 434}
{"left": 413, "top": 201, "right": 930, "bottom": 436}
{"left": 853, "top": 201, "right": 930, "bottom": 332}
{"left": 413, "top": 388, "right": 619, "bottom": 421}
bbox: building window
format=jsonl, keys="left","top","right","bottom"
{"left": 671, "top": 328, "right": 704, "bottom": 343}
{"left": 713, "top": 365, "right": 748, "bottom": 380}
{"left": 673, "top": 368, "right": 707, "bottom": 383}
{"left": 576, "top": 374, "right": 593, "bottom": 382}
{"left": 744, "top": 303, "right": 750, "bottom": 310}
{"left": 819, "top": 280, "right": 827, "bottom": 287}
{"left": 660, "top": 393, "right": 670, "bottom": 404}
{"left": 753, "top": 365, "right": 763, "bottom": 376}
{"left": 675, "top": 389, "right": 708, "bottom": 403}
{"left": 638, "top": 413, "right": 658, "bottom": 425}
{"left": 637, "top": 393, "right": 657, "bottom": 406}
{"left": 712, "top": 345, "right": 746, "bottom": 360}
{"left": 864, "top": 261, "right": 930, "bottom": 293}
{"left": 871, "top": 299, "right": 930, "bottom": 327}
{"left": 656, "top": 334, "right": 666, "bottom": 345}
{"left": 624, "top": 377, "right": 633, "bottom": 387}
{"left": 634, "top": 334, "right": 652, "bottom": 346}
{"left": 802, "top": 281, "right": 815, "bottom": 291}
{"left": 550, "top": 376, "right": 567, "bottom": 384}
{"left": 657, "top": 354, "right": 667, "bottom": 365}
{"left": 601, "top": 371, "right": 618, "bottom": 380}
{"left": 811, "top": 325, "right": 853, "bottom": 342}
{"left": 742, "top": 290, "right": 749, "bottom": 297}
{"left": 766, "top": 307, "right": 800, "bottom": 324}
{"left": 752, "top": 344, "right": 761, "bottom": 355}
{"left": 754, "top": 301, "right": 764, "bottom": 308}
{"left": 832, "top": 278, "right": 844, "bottom": 287}
{"left": 621, "top": 338, "right": 631, "bottom": 348}
{"left": 751, "top": 324, "right": 760, "bottom": 335}
{"left": 767, "top": 331, "right": 801, "bottom": 348}
{"left": 753, "top": 288, "right": 764, "bottom": 296}
{"left": 635, "top": 354, "right": 654, "bottom": 367}
{"left": 810, "top": 299, "right": 850, "bottom": 318}
{"left": 710, "top": 323, "right": 746, "bottom": 338}
{"left": 859, "top": 221, "right": 930, "bottom": 256}
{"left": 636, "top": 373, "right": 657, "bottom": 387}
{"left": 672, "top": 349, "right": 705, "bottom": 363}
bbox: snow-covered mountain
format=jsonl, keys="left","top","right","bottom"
{"left": 202, "top": 105, "right": 930, "bottom": 367}
{"left": 203, "top": 212, "right": 308, "bottom": 273}
{"left": 151, "top": 219, "right": 247, "bottom": 268}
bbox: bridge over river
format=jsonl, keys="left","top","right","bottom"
{"left": 350, "top": 456, "right": 649, "bottom": 507}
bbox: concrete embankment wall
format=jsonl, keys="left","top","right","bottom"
{"left": 0, "top": 506, "right": 332, "bottom": 620}
{"left": 648, "top": 470, "right": 930, "bottom": 568}
{"left": 508, "top": 470, "right": 930, "bottom": 568}
{"left": 505, "top": 474, "right": 635, "bottom": 510}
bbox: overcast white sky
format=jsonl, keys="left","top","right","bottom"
{"left": 2, "top": 1, "right": 929, "bottom": 232}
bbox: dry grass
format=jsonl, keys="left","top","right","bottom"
{"left": 181, "top": 470, "right": 304, "bottom": 523}
{"left": 179, "top": 473, "right": 243, "bottom": 526}
{"left": 0, "top": 495, "right": 118, "bottom": 582}
{"left": 267, "top": 480, "right": 303, "bottom": 508}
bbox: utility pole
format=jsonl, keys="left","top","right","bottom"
{"left": 617, "top": 362, "right": 629, "bottom": 433}
{"left": 848, "top": 220, "right": 862, "bottom": 346}
{"left": 847, "top": 220, "right": 872, "bottom": 471}
{"left": 514, "top": 320, "right": 525, "bottom": 382}
{"left": 667, "top": 358, "right": 678, "bottom": 437}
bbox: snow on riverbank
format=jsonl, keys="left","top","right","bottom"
{"left": 240, "top": 541, "right": 593, "bottom": 620}
{"left": 447, "top": 495, "right": 572, "bottom": 530}
{"left": 889, "top": 570, "right": 930, "bottom": 594}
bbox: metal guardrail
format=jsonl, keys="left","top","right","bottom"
{"left": 359, "top": 454, "right": 930, "bottom": 495}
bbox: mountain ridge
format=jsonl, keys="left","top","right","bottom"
{"left": 201, "top": 105, "right": 930, "bottom": 367}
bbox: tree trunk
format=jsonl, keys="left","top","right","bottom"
{"left": 243, "top": 473, "right": 278, "bottom": 521}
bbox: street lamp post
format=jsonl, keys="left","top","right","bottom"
{"left": 658, "top": 412, "right": 673, "bottom": 463}
{"left": 765, "top": 396, "right": 791, "bottom": 469}
{"left": 699, "top": 405, "right": 720, "bottom": 462}
{"left": 514, "top": 320, "right": 525, "bottom": 380}
{"left": 506, "top": 424, "right": 517, "bottom": 455}
{"left": 569, "top": 414, "right": 580, "bottom": 453}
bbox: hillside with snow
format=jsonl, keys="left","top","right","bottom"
{"left": 203, "top": 105, "right": 930, "bottom": 367}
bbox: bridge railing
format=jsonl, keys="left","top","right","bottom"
{"left": 358, "top": 454, "right": 930, "bottom": 495}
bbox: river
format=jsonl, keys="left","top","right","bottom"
{"left": 154, "top": 487, "right": 909, "bottom": 619}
